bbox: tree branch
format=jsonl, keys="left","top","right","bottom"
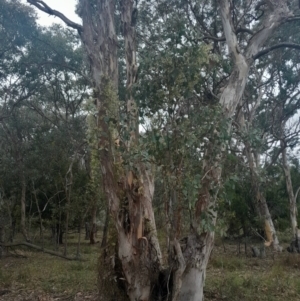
{"left": 203, "top": 27, "right": 254, "bottom": 42}
{"left": 219, "top": 0, "right": 242, "bottom": 62}
{"left": 245, "top": 2, "right": 291, "bottom": 59}
{"left": 255, "top": 1, "right": 267, "bottom": 11}
{"left": 295, "top": 186, "right": 300, "bottom": 202}
{"left": 253, "top": 43, "right": 300, "bottom": 60}
{"left": 27, "top": 0, "right": 82, "bottom": 33}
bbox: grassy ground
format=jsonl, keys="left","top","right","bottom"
{"left": 0, "top": 232, "right": 99, "bottom": 300}
{"left": 205, "top": 238, "right": 300, "bottom": 301}
{"left": 1, "top": 232, "right": 300, "bottom": 300}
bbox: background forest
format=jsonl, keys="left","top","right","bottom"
{"left": 1, "top": 0, "right": 300, "bottom": 301}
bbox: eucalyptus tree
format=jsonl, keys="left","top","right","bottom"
{"left": 23, "top": 0, "right": 300, "bottom": 300}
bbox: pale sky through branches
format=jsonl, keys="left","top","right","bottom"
{"left": 23, "top": 0, "right": 80, "bottom": 27}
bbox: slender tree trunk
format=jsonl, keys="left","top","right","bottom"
{"left": 257, "top": 193, "right": 281, "bottom": 250}
{"left": 245, "top": 145, "right": 281, "bottom": 251}
{"left": 33, "top": 183, "right": 44, "bottom": 249}
{"left": 20, "top": 173, "right": 29, "bottom": 242}
{"left": 0, "top": 226, "right": 4, "bottom": 258}
{"left": 76, "top": 221, "right": 82, "bottom": 259}
{"left": 64, "top": 202, "right": 70, "bottom": 256}
{"left": 6, "top": 198, "right": 14, "bottom": 242}
{"left": 89, "top": 205, "right": 97, "bottom": 244}
{"left": 281, "top": 143, "right": 299, "bottom": 238}
{"left": 64, "top": 161, "right": 74, "bottom": 256}
{"left": 85, "top": 222, "right": 90, "bottom": 240}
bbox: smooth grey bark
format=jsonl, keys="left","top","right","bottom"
{"left": 281, "top": 142, "right": 300, "bottom": 238}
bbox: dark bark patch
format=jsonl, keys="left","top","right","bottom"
{"left": 150, "top": 268, "right": 173, "bottom": 301}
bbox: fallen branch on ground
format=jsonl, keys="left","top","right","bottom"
{"left": 0, "top": 241, "right": 85, "bottom": 261}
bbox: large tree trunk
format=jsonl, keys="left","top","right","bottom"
{"left": 79, "top": 1, "right": 163, "bottom": 299}
{"left": 175, "top": 233, "right": 214, "bottom": 301}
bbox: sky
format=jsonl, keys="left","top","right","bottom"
{"left": 24, "top": 0, "right": 80, "bottom": 27}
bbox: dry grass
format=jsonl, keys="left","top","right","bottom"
{"left": 2, "top": 233, "right": 300, "bottom": 300}
{"left": 0, "top": 233, "right": 99, "bottom": 300}
{"left": 205, "top": 243, "right": 300, "bottom": 301}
